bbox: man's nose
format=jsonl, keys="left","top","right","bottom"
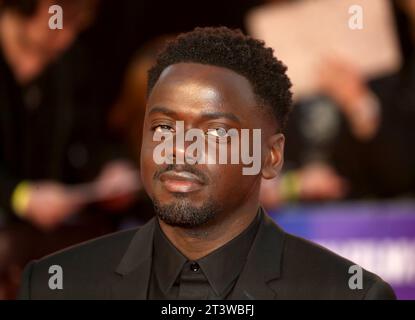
{"left": 172, "top": 138, "right": 197, "bottom": 164}
{"left": 165, "top": 127, "right": 205, "bottom": 164}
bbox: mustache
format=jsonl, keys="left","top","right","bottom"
{"left": 153, "top": 164, "right": 209, "bottom": 184}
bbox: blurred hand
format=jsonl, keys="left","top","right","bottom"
{"left": 94, "top": 160, "right": 140, "bottom": 210}
{"left": 318, "top": 57, "right": 381, "bottom": 140}
{"left": 260, "top": 163, "right": 348, "bottom": 209}
{"left": 24, "top": 182, "right": 82, "bottom": 230}
{"left": 318, "top": 57, "right": 368, "bottom": 111}
{"left": 298, "top": 163, "right": 348, "bottom": 201}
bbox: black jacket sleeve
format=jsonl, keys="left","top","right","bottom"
{"left": 363, "top": 278, "right": 397, "bottom": 300}
{"left": 18, "top": 261, "right": 36, "bottom": 300}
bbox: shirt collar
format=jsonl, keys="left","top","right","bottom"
{"left": 153, "top": 209, "right": 262, "bottom": 297}
{"left": 197, "top": 210, "right": 261, "bottom": 296}
{"left": 153, "top": 221, "right": 187, "bottom": 294}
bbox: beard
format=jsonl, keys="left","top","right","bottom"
{"left": 153, "top": 194, "right": 222, "bottom": 228}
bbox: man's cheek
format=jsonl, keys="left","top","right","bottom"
{"left": 208, "top": 164, "right": 245, "bottom": 190}
{"left": 140, "top": 156, "right": 157, "bottom": 196}
{"left": 140, "top": 170, "right": 154, "bottom": 199}
{"left": 140, "top": 141, "right": 157, "bottom": 168}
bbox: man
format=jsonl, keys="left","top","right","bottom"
{"left": 19, "top": 27, "right": 396, "bottom": 299}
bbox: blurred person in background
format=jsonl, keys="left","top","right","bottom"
{"left": 0, "top": 0, "right": 141, "bottom": 230}
{"left": 260, "top": 0, "right": 415, "bottom": 208}
{"left": 0, "top": 0, "right": 140, "bottom": 298}
{"left": 1, "top": 0, "right": 91, "bottom": 228}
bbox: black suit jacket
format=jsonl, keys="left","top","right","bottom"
{"left": 19, "top": 212, "right": 396, "bottom": 300}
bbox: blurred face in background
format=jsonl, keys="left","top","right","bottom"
{"left": 0, "top": 0, "right": 98, "bottom": 84}
{"left": 397, "top": 0, "right": 415, "bottom": 26}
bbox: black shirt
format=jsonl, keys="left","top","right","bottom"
{"left": 148, "top": 210, "right": 261, "bottom": 299}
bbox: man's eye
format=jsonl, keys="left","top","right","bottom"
{"left": 153, "top": 125, "right": 175, "bottom": 133}
{"left": 206, "top": 127, "right": 229, "bottom": 138}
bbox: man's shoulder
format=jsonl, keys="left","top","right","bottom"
{"left": 19, "top": 227, "right": 142, "bottom": 299}
{"left": 40, "top": 227, "right": 138, "bottom": 266}
{"left": 275, "top": 230, "right": 395, "bottom": 299}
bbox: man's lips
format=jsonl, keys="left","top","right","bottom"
{"left": 159, "top": 171, "right": 205, "bottom": 193}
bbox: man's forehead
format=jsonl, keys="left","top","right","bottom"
{"left": 158, "top": 62, "right": 243, "bottom": 78}
{"left": 147, "top": 62, "right": 258, "bottom": 115}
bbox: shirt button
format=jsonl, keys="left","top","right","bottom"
{"left": 190, "top": 262, "right": 200, "bottom": 272}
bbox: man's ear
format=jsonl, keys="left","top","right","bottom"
{"left": 261, "top": 133, "right": 285, "bottom": 179}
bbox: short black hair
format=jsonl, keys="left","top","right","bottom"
{"left": 148, "top": 26, "right": 293, "bottom": 131}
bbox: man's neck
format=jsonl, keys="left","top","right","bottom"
{"left": 158, "top": 201, "right": 260, "bottom": 261}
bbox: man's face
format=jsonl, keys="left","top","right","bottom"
{"left": 140, "top": 63, "right": 281, "bottom": 227}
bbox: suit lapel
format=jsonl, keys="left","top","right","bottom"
{"left": 110, "top": 210, "right": 286, "bottom": 300}
{"left": 111, "top": 218, "right": 156, "bottom": 299}
{"left": 229, "top": 210, "right": 285, "bottom": 300}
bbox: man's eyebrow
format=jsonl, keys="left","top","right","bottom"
{"left": 148, "top": 106, "right": 240, "bottom": 123}
{"left": 200, "top": 111, "right": 240, "bottom": 123}
{"left": 148, "top": 106, "right": 177, "bottom": 117}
